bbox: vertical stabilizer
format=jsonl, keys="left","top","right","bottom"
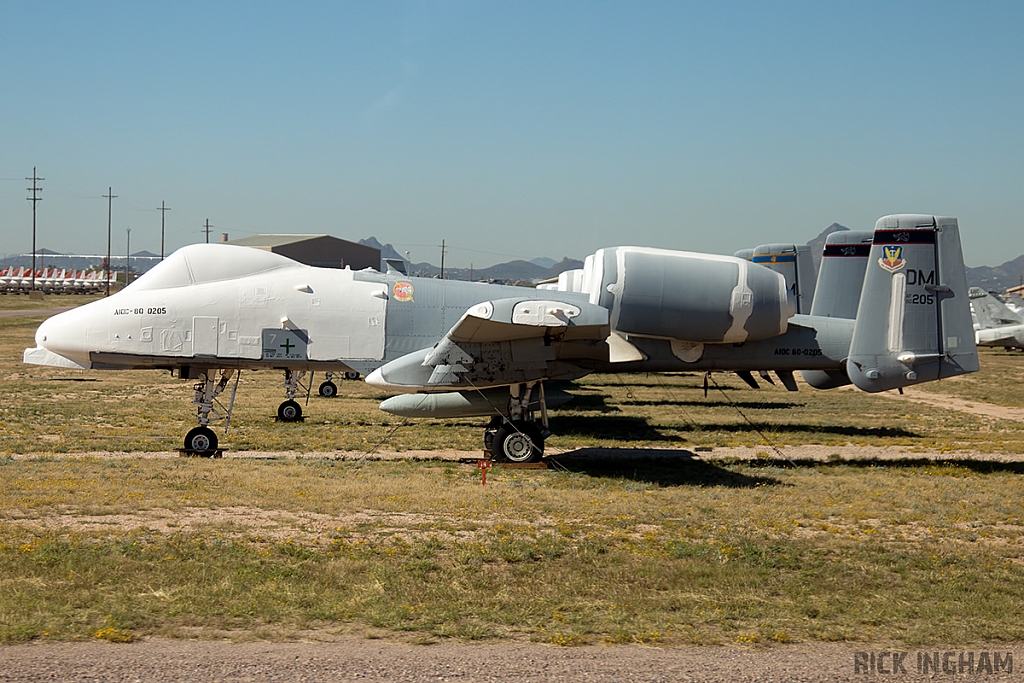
{"left": 847, "top": 215, "right": 978, "bottom": 392}
{"left": 752, "top": 244, "right": 816, "bottom": 314}
{"left": 809, "top": 231, "right": 873, "bottom": 319}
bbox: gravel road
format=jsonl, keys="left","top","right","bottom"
{"left": 0, "top": 639, "right": 1018, "bottom": 682}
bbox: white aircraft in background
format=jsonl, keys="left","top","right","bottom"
{"left": 969, "top": 288, "right": 1024, "bottom": 351}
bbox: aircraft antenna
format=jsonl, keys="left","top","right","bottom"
{"left": 158, "top": 201, "right": 171, "bottom": 260}
{"left": 103, "top": 187, "right": 117, "bottom": 297}
{"left": 26, "top": 167, "right": 44, "bottom": 292}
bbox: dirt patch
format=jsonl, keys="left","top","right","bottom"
{"left": 851, "top": 385, "right": 1024, "bottom": 422}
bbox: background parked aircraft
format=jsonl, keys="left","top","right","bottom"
{"left": 969, "top": 287, "right": 1024, "bottom": 351}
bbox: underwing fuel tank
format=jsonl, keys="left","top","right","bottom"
{"left": 379, "top": 386, "right": 576, "bottom": 419}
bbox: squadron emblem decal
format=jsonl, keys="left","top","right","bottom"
{"left": 878, "top": 245, "right": 906, "bottom": 273}
{"left": 393, "top": 281, "right": 414, "bottom": 302}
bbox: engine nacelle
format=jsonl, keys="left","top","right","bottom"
{"left": 582, "top": 247, "right": 794, "bottom": 344}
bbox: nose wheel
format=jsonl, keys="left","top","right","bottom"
{"left": 278, "top": 370, "right": 307, "bottom": 421}
{"left": 183, "top": 369, "right": 237, "bottom": 455}
{"left": 277, "top": 399, "right": 303, "bottom": 422}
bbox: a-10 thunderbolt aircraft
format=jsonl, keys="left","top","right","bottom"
{"left": 25, "top": 214, "right": 977, "bottom": 461}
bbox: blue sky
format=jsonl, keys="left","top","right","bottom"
{"left": 1, "top": 1, "right": 1022, "bottom": 268}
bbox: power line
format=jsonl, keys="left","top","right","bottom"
{"left": 103, "top": 187, "right": 117, "bottom": 297}
{"left": 26, "top": 167, "right": 44, "bottom": 291}
{"left": 158, "top": 201, "right": 171, "bottom": 260}
{"left": 126, "top": 227, "right": 131, "bottom": 285}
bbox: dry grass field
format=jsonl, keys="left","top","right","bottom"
{"left": 1, "top": 296, "right": 1023, "bottom": 647}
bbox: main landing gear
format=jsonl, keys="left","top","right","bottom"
{"left": 184, "top": 369, "right": 239, "bottom": 455}
{"left": 486, "top": 382, "right": 549, "bottom": 464}
{"left": 317, "top": 370, "right": 360, "bottom": 398}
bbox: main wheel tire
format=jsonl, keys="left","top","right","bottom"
{"left": 278, "top": 399, "right": 303, "bottom": 421}
{"left": 344, "top": 371, "right": 360, "bottom": 380}
{"left": 318, "top": 381, "right": 338, "bottom": 398}
{"left": 184, "top": 426, "right": 218, "bottom": 454}
{"left": 491, "top": 420, "right": 544, "bottom": 463}
{"left": 483, "top": 416, "right": 503, "bottom": 452}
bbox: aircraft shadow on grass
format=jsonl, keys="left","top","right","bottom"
{"left": 782, "top": 458, "right": 1024, "bottom": 474}
{"left": 546, "top": 449, "right": 781, "bottom": 488}
{"left": 558, "top": 393, "right": 620, "bottom": 413}
{"left": 618, "top": 399, "right": 805, "bottom": 410}
{"left": 548, "top": 415, "right": 682, "bottom": 443}
{"left": 548, "top": 415, "right": 921, "bottom": 440}
{"left": 545, "top": 450, "right": 1024, "bottom": 487}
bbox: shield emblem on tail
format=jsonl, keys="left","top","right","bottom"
{"left": 878, "top": 245, "right": 905, "bottom": 272}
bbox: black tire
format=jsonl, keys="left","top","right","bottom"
{"left": 278, "top": 399, "right": 303, "bottom": 421}
{"left": 344, "top": 371, "right": 360, "bottom": 381}
{"left": 483, "top": 416, "right": 503, "bottom": 452}
{"left": 318, "top": 381, "right": 338, "bottom": 398}
{"left": 491, "top": 420, "right": 544, "bottom": 463}
{"left": 184, "top": 426, "right": 218, "bottom": 454}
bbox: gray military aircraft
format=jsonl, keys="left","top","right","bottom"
{"left": 969, "top": 287, "right": 1024, "bottom": 350}
{"left": 25, "top": 214, "right": 977, "bottom": 461}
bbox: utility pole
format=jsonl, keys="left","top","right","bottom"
{"left": 157, "top": 201, "right": 171, "bottom": 260}
{"left": 125, "top": 228, "right": 131, "bottom": 285}
{"left": 26, "top": 168, "right": 44, "bottom": 292}
{"left": 439, "top": 240, "right": 446, "bottom": 279}
{"left": 204, "top": 219, "right": 212, "bottom": 244}
{"left": 103, "top": 187, "right": 117, "bottom": 296}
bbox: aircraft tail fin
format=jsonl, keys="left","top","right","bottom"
{"left": 847, "top": 215, "right": 978, "bottom": 392}
{"left": 750, "top": 244, "right": 816, "bottom": 314}
{"left": 808, "top": 231, "right": 874, "bottom": 319}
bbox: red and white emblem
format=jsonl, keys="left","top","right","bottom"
{"left": 393, "top": 281, "right": 414, "bottom": 302}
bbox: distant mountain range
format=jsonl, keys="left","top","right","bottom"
{"left": 382, "top": 222, "right": 1024, "bottom": 290}
{"left": 801, "top": 224, "right": 1024, "bottom": 293}
{"left": 358, "top": 236, "right": 582, "bottom": 283}
{"left": 7, "top": 229, "right": 1022, "bottom": 291}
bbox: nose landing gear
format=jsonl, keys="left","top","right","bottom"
{"left": 183, "top": 369, "right": 239, "bottom": 456}
{"left": 277, "top": 369, "right": 309, "bottom": 422}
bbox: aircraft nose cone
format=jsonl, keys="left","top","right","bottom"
{"left": 33, "top": 307, "right": 93, "bottom": 365}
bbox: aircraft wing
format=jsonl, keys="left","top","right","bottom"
{"left": 368, "top": 297, "right": 609, "bottom": 391}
